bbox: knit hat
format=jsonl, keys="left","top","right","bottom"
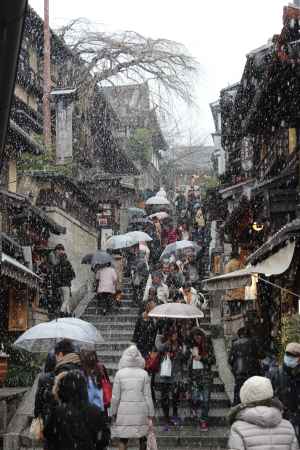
{"left": 286, "top": 342, "right": 300, "bottom": 356}
{"left": 240, "top": 376, "right": 273, "bottom": 405}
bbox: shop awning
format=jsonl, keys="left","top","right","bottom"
{"left": 202, "top": 240, "right": 296, "bottom": 291}
{"left": 1, "top": 253, "right": 41, "bottom": 289}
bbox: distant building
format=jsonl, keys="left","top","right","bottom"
{"left": 210, "top": 100, "right": 226, "bottom": 176}
{"left": 103, "top": 83, "right": 168, "bottom": 197}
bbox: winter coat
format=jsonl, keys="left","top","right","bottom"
{"left": 97, "top": 266, "right": 117, "bottom": 294}
{"left": 270, "top": 364, "right": 300, "bottom": 424}
{"left": 166, "top": 272, "right": 185, "bottom": 290}
{"left": 143, "top": 275, "right": 169, "bottom": 304}
{"left": 228, "top": 404, "right": 298, "bottom": 450}
{"left": 133, "top": 316, "right": 157, "bottom": 357}
{"left": 179, "top": 287, "right": 204, "bottom": 309}
{"left": 186, "top": 329, "right": 215, "bottom": 385}
{"left": 51, "top": 255, "right": 75, "bottom": 288}
{"left": 229, "top": 336, "right": 261, "bottom": 378}
{"left": 43, "top": 370, "right": 108, "bottom": 450}
{"left": 34, "top": 353, "right": 81, "bottom": 421}
{"left": 111, "top": 345, "right": 154, "bottom": 439}
{"left": 155, "top": 334, "right": 186, "bottom": 384}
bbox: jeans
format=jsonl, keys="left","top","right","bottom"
{"left": 190, "top": 381, "right": 211, "bottom": 421}
{"left": 161, "top": 383, "right": 180, "bottom": 419}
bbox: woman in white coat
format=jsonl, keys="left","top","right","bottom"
{"left": 111, "top": 345, "right": 154, "bottom": 450}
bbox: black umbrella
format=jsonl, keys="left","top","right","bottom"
{"left": 81, "top": 254, "right": 93, "bottom": 264}
{"left": 81, "top": 251, "right": 114, "bottom": 267}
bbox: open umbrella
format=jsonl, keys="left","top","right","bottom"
{"left": 54, "top": 318, "right": 104, "bottom": 343}
{"left": 128, "top": 207, "right": 146, "bottom": 218}
{"left": 149, "top": 303, "right": 204, "bottom": 319}
{"left": 106, "top": 234, "right": 135, "bottom": 250}
{"left": 149, "top": 212, "right": 169, "bottom": 220}
{"left": 81, "top": 253, "right": 93, "bottom": 264}
{"left": 126, "top": 231, "right": 153, "bottom": 243}
{"left": 160, "top": 240, "right": 201, "bottom": 260}
{"left": 129, "top": 218, "right": 154, "bottom": 226}
{"left": 13, "top": 320, "right": 96, "bottom": 353}
{"left": 146, "top": 196, "right": 170, "bottom": 206}
{"left": 91, "top": 251, "right": 114, "bottom": 267}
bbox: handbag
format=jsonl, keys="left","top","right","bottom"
{"left": 102, "top": 376, "right": 112, "bottom": 407}
{"left": 145, "top": 352, "right": 161, "bottom": 373}
{"left": 147, "top": 427, "right": 158, "bottom": 450}
{"left": 30, "top": 417, "right": 44, "bottom": 441}
{"left": 160, "top": 355, "right": 172, "bottom": 377}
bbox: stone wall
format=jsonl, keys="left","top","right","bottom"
{"left": 45, "top": 207, "right": 98, "bottom": 310}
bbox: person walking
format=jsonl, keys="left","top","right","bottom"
{"left": 143, "top": 271, "right": 169, "bottom": 305}
{"left": 155, "top": 326, "right": 186, "bottom": 429}
{"left": 50, "top": 244, "right": 75, "bottom": 316}
{"left": 186, "top": 327, "right": 215, "bottom": 432}
{"left": 34, "top": 340, "right": 82, "bottom": 449}
{"left": 133, "top": 301, "right": 157, "bottom": 358}
{"left": 96, "top": 262, "right": 117, "bottom": 314}
{"left": 269, "top": 342, "right": 300, "bottom": 440}
{"left": 229, "top": 327, "right": 261, "bottom": 406}
{"left": 44, "top": 370, "right": 109, "bottom": 450}
{"left": 80, "top": 349, "right": 111, "bottom": 415}
{"left": 228, "top": 376, "right": 298, "bottom": 450}
{"left": 111, "top": 345, "right": 154, "bottom": 450}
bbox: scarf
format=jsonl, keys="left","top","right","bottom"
{"left": 55, "top": 353, "right": 81, "bottom": 371}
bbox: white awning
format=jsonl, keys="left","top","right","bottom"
{"left": 2, "top": 252, "right": 41, "bottom": 289}
{"left": 202, "top": 241, "right": 295, "bottom": 291}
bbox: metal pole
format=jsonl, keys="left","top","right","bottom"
{"left": 43, "top": 0, "right": 52, "bottom": 150}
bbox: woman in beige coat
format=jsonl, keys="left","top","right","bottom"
{"left": 111, "top": 345, "right": 154, "bottom": 450}
{"left": 228, "top": 376, "right": 298, "bottom": 450}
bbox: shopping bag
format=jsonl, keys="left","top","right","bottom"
{"left": 192, "top": 359, "right": 204, "bottom": 370}
{"left": 102, "top": 376, "right": 113, "bottom": 407}
{"left": 160, "top": 355, "right": 172, "bottom": 377}
{"left": 29, "top": 417, "right": 44, "bottom": 441}
{"left": 147, "top": 427, "right": 158, "bottom": 450}
{"left": 145, "top": 352, "right": 161, "bottom": 373}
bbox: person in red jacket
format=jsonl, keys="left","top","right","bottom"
{"left": 162, "top": 222, "right": 179, "bottom": 247}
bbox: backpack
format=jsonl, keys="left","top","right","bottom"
{"left": 87, "top": 376, "right": 104, "bottom": 411}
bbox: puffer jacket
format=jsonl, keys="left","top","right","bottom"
{"left": 228, "top": 405, "right": 298, "bottom": 450}
{"left": 111, "top": 345, "right": 154, "bottom": 439}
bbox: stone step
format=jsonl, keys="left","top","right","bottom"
{"left": 82, "top": 314, "right": 139, "bottom": 323}
{"left": 86, "top": 307, "right": 139, "bottom": 315}
{"left": 93, "top": 322, "right": 136, "bottom": 332}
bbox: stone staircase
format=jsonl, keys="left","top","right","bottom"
{"left": 81, "top": 277, "right": 230, "bottom": 449}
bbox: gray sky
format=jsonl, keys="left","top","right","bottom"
{"left": 29, "top": 0, "right": 288, "bottom": 143}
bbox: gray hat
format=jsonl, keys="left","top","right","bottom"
{"left": 286, "top": 342, "right": 300, "bottom": 356}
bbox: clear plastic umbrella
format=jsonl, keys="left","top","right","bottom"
{"left": 146, "top": 196, "right": 170, "bottom": 205}
{"left": 81, "top": 251, "right": 114, "bottom": 266}
{"left": 160, "top": 240, "right": 201, "bottom": 260}
{"left": 106, "top": 234, "right": 136, "bottom": 250}
{"left": 149, "top": 212, "right": 169, "bottom": 220}
{"left": 149, "top": 303, "right": 204, "bottom": 319}
{"left": 13, "top": 320, "right": 97, "bottom": 353}
{"left": 54, "top": 318, "right": 104, "bottom": 344}
{"left": 126, "top": 231, "right": 153, "bottom": 243}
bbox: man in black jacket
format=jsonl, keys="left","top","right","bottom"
{"left": 229, "top": 327, "right": 261, "bottom": 406}
{"left": 269, "top": 342, "right": 300, "bottom": 439}
{"left": 50, "top": 244, "right": 75, "bottom": 316}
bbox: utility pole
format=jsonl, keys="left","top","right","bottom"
{"left": 43, "top": 0, "right": 52, "bottom": 150}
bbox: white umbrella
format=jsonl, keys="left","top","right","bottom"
{"left": 106, "top": 234, "right": 135, "bottom": 250}
{"left": 149, "top": 303, "right": 204, "bottom": 319}
{"left": 146, "top": 196, "right": 170, "bottom": 206}
{"left": 54, "top": 318, "right": 104, "bottom": 343}
{"left": 157, "top": 188, "right": 167, "bottom": 198}
{"left": 126, "top": 231, "right": 153, "bottom": 243}
{"left": 149, "top": 212, "right": 169, "bottom": 220}
{"left": 13, "top": 320, "right": 96, "bottom": 353}
{"left": 160, "top": 240, "right": 201, "bottom": 260}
